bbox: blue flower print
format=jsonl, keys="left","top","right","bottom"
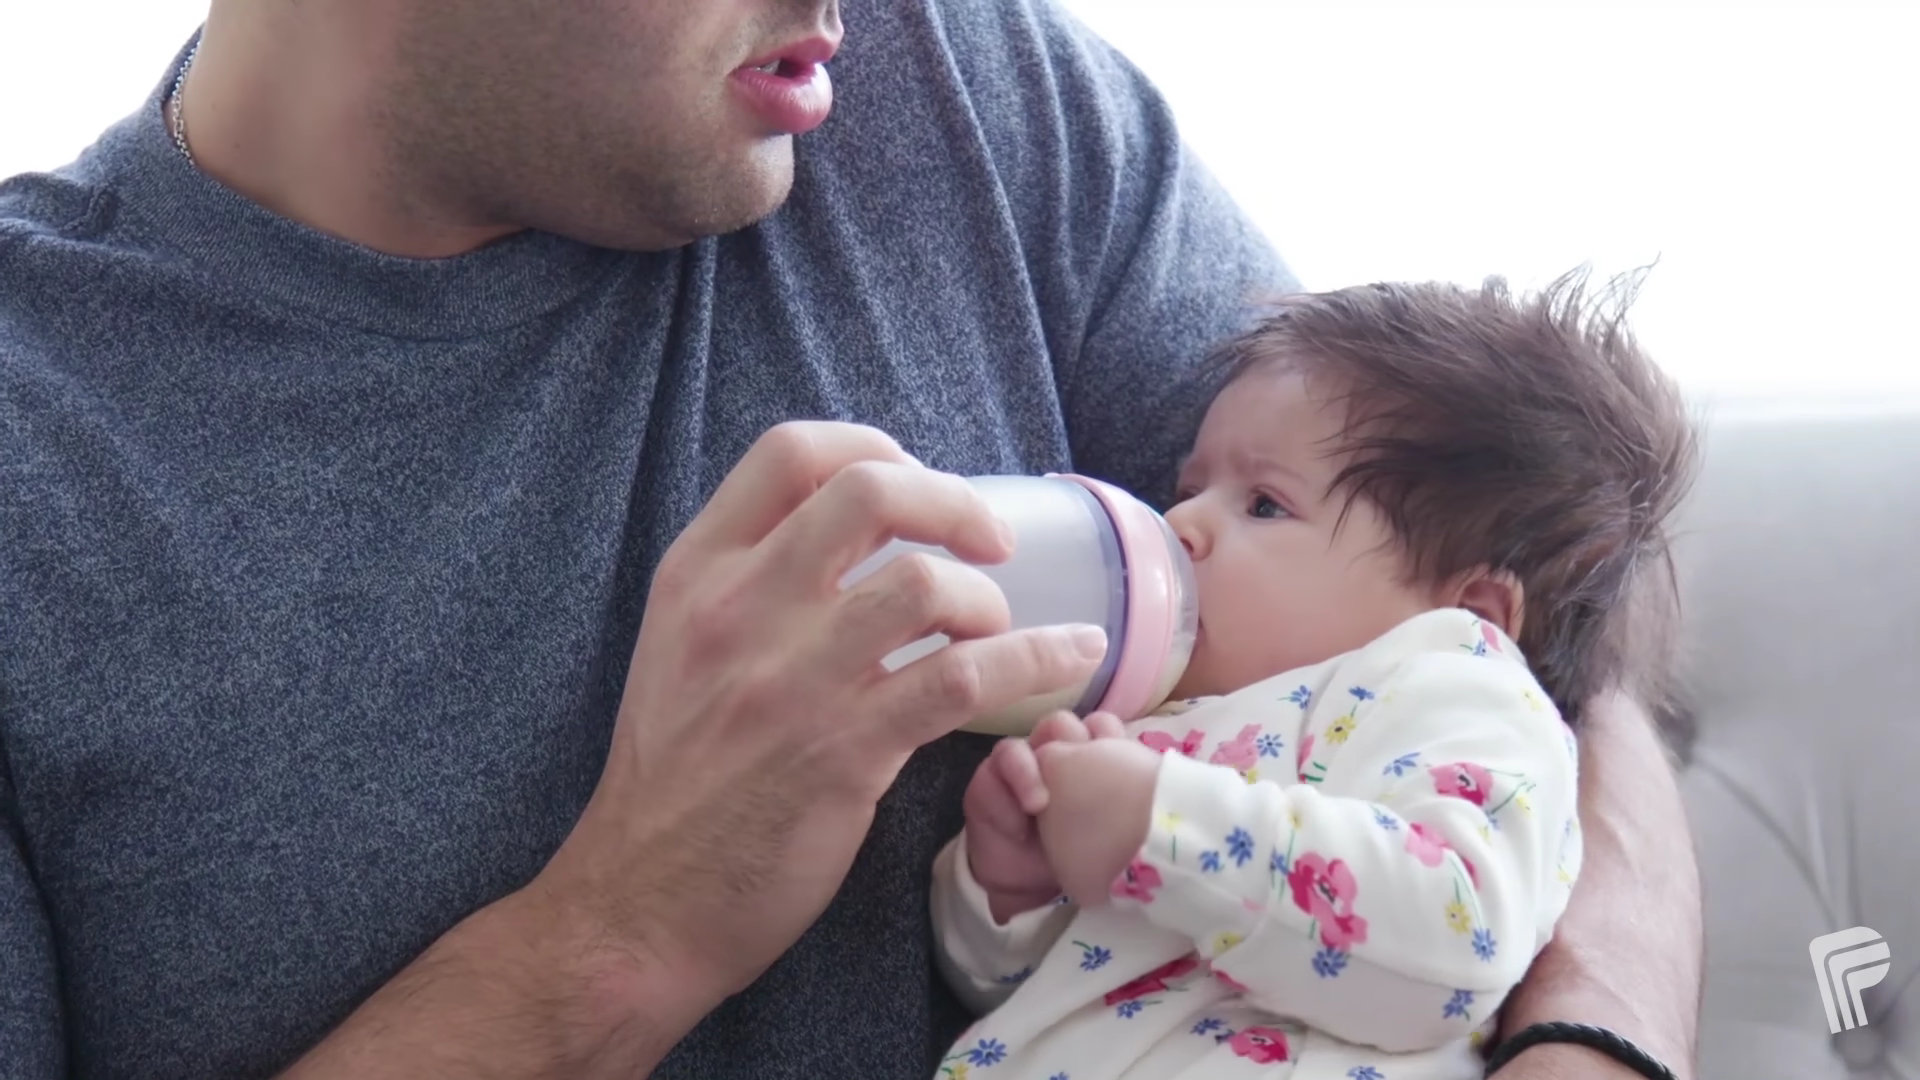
{"left": 1117, "top": 1000, "right": 1148, "bottom": 1019}
{"left": 1226, "top": 827, "right": 1255, "bottom": 866}
{"left": 1199, "top": 850, "right": 1223, "bottom": 873}
{"left": 1382, "top": 752, "right": 1421, "bottom": 777}
{"left": 1443, "top": 989, "right": 1475, "bottom": 1020}
{"left": 1467, "top": 639, "right": 1488, "bottom": 657}
{"left": 1349, "top": 1068, "right": 1385, "bottom": 1080}
{"left": 1049, "top": 1074, "right": 1069, "bottom": 1080}
{"left": 1286, "top": 685, "right": 1313, "bottom": 707}
{"left": 1257, "top": 733, "right": 1286, "bottom": 758}
{"left": 1312, "top": 947, "right": 1350, "bottom": 978}
{"left": 1269, "top": 850, "right": 1290, "bottom": 875}
{"left": 1074, "top": 941, "right": 1112, "bottom": 972}
{"left": 1372, "top": 808, "right": 1399, "bottom": 831}
{"left": 966, "top": 1039, "right": 1008, "bottom": 1066}
{"left": 1191, "top": 1017, "right": 1226, "bottom": 1036}
{"left": 993, "top": 965, "right": 1033, "bottom": 985}
{"left": 1472, "top": 928, "right": 1498, "bottom": 961}
{"left": 1349, "top": 686, "right": 1375, "bottom": 702}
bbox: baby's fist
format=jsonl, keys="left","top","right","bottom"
{"left": 1033, "top": 737, "right": 1160, "bottom": 907}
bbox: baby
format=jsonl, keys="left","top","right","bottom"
{"left": 928, "top": 271, "right": 1698, "bottom": 1080}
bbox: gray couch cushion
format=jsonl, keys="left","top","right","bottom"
{"left": 1676, "top": 402, "right": 1920, "bottom": 1079}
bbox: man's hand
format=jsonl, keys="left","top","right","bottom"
{"left": 1032, "top": 734, "right": 1161, "bottom": 907}
{"left": 963, "top": 711, "right": 1125, "bottom": 922}
{"left": 531, "top": 422, "right": 1111, "bottom": 1036}
{"left": 277, "top": 423, "right": 1109, "bottom": 1080}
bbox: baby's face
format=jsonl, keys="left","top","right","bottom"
{"left": 1166, "top": 367, "right": 1441, "bottom": 698}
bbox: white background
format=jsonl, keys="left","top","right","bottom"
{"left": 4, "top": 1, "right": 1916, "bottom": 402}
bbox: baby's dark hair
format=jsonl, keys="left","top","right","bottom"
{"left": 1202, "top": 268, "right": 1700, "bottom": 724}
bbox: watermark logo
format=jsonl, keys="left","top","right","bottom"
{"left": 1809, "top": 927, "right": 1892, "bottom": 1035}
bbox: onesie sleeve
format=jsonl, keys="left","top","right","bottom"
{"left": 929, "top": 832, "right": 1078, "bottom": 1016}
{"left": 1111, "top": 609, "right": 1582, "bottom": 1053}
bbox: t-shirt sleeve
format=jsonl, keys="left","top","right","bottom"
{"left": 939, "top": 0, "right": 1300, "bottom": 505}
{"left": 1, "top": 762, "right": 65, "bottom": 1079}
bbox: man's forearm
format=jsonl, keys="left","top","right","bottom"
{"left": 275, "top": 880, "right": 713, "bottom": 1080}
{"left": 1498, "top": 692, "right": 1703, "bottom": 1079}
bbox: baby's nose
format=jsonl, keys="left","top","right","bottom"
{"left": 1165, "top": 501, "right": 1208, "bottom": 560}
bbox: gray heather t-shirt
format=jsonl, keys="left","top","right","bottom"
{"left": 0, "top": 2, "right": 1290, "bottom": 1077}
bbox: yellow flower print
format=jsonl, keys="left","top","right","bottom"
{"left": 1244, "top": 768, "right": 1260, "bottom": 785}
{"left": 1288, "top": 809, "right": 1303, "bottom": 830}
{"left": 1326, "top": 714, "right": 1358, "bottom": 745}
{"left": 1557, "top": 864, "right": 1574, "bottom": 886}
{"left": 1477, "top": 823, "right": 1492, "bottom": 843}
{"left": 1523, "top": 689, "right": 1544, "bottom": 712}
{"left": 1470, "top": 1030, "right": 1486, "bottom": 1049}
{"left": 1445, "top": 901, "right": 1472, "bottom": 934}
{"left": 951, "top": 1065, "right": 970, "bottom": 1080}
{"left": 1156, "top": 811, "right": 1182, "bottom": 834}
{"left": 1514, "top": 793, "right": 1533, "bottom": 815}
{"left": 1211, "top": 931, "right": 1245, "bottom": 957}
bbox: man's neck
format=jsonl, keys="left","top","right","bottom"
{"left": 176, "top": 16, "right": 520, "bottom": 260}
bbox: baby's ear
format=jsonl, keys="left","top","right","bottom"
{"left": 1445, "top": 567, "right": 1526, "bottom": 642}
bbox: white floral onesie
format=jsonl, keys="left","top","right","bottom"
{"left": 929, "top": 607, "right": 1582, "bottom": 1080}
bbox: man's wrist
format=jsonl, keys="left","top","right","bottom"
{"left": 1490, "top": 1040, "right": 1654, "bottom": 1079}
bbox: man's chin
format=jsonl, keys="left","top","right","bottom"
{"left": 542, "top": 145, "right": 797, "bottom": 252}
{"left": 680, "top": 139, "right": 797, "bottom": 241}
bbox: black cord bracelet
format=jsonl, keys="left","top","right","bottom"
{"left": 1482, "top": 1021, "right": 1677, "bottom": 1080}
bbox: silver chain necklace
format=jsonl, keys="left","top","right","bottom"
{"left": 167, "top": 41, "right": 200, "bottom": 166}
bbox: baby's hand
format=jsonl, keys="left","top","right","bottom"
{"left": 1034, "top": 736, "right": 1160, "bottom": 908}
{"left": 963, "top": 711, "right": 1125, "bottom": 923}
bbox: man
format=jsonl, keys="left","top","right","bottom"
{"left": 0, "top": 1, "right": 1702, "bottom": 1077}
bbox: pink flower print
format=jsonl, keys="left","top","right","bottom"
{"left": 1227, "top": 1026, "right": 1292, "bottom": 1064}
{"left": 1286, "top": 853, "right": 1370, "bottom": 949}
{"left": 1405, "top": 822, "right": 1449, "bottom": 867}
{"left": 1480, "top": 620, "right": 1503, "bottom": 654}
{"left": 1103, "top": 955, "right": 1200, "bottom": 1005}
{"left": 1213, "top": 968, "right": 1251, "bottom": 994}
{"left": 1405, "top": 823, "right": 1480, "bottom": 889}
{"left": 1430, "top": 762, "right": 1494, "bottom": 807}
{"left": 1111, "top": 858, "right": 1164, "bottom": 903}
{"left": 1140, "top": 728, "right": 1206, "bottom": 758}
{"left": 1295, "top": 733, "right": 1316, "bottom": 777}
{"left": 1209, "top": 724, "right": 1262, "bottom": 773}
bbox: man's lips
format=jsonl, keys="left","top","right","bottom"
{"left": 730, "top": 34, "right": 841, "bottom": 136}
{"left": 739, "top": 34, "right": 839, "bottom": 73}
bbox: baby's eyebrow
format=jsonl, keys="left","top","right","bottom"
{"left": 1228, "top": 448, "right": 1311, "bottom": 488}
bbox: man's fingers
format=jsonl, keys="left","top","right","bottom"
{"left": 680, "top": 422, "right": 920, "bottom": 551}
{"left": 880, "top": 623, "right": 1108, "bottom": 749}
{"left": 820, "top": 552, "right": 1011, "bottom": 679}
{"left": 761, "top": 459, "right": 1013, "bottom": 597}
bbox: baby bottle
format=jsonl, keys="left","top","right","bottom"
{"left": 841, "top": 474, "right": 1199, "bottom": 736}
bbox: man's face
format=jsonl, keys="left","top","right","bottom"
{"left": 1165, "top": 368, "right": 1440, "bottom": 698}
{"left": 387, "top": 0, "right": 843, "bottom": 250}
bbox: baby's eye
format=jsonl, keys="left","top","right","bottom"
{"left": 1247, "top": 492, "right": 1289, "bottom": 520}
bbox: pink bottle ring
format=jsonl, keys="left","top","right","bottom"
{"left": 1055, "top": 474, "right": 1183, "bottom": 721}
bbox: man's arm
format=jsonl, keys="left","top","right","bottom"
{"left": 1493, "top": 692, "right": 1703, "bottom": 1079}
{"left": 274, "top": 882, "right": 708, "bottom": 1080}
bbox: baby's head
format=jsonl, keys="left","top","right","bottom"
{"left": 1167, "top": 270, "right": 1699, "bottom": 722}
